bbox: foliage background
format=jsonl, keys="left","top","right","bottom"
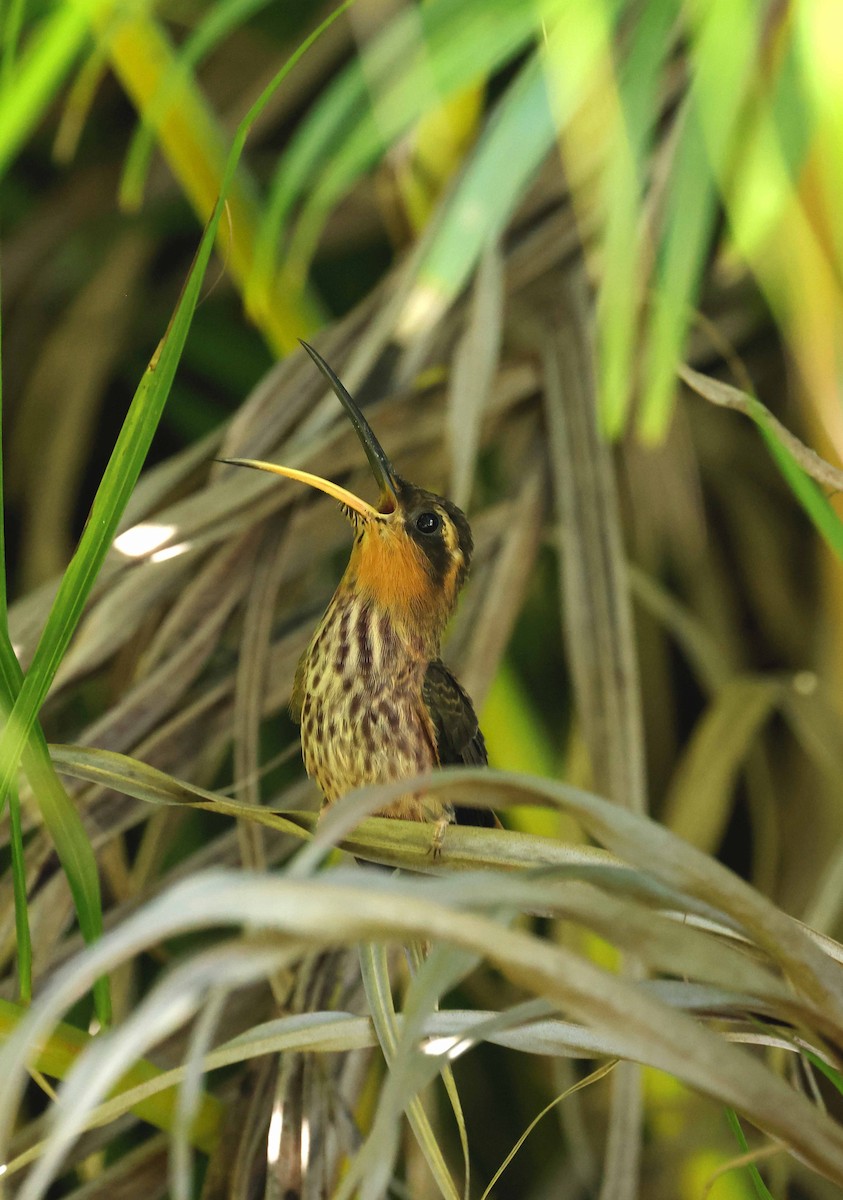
{"left": 3, "top": 0, "right": 843, "bottom": 1197}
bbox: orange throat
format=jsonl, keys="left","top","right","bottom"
{"left": 341, "top": 519, "right": 453, "bottom": 652}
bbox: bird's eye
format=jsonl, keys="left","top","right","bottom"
{"left": 415, "top": 511, "right": 441, "bottom": 535}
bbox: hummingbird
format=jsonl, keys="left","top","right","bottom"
{"left": 223, "top": 340, "right": 493, "bottom": 840}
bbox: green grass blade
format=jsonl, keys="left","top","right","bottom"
{"left": 639, "top": 0, "right": 763, "bottom": 440}
{"left": 803, "top": 1049, "right": 843, "bottom": 1098}
{"left": 0, "top": 260, "right": 29, "bottom": 1004}
{"left": 0, "top": 0, "right": 26, "bottom": 88}
{"left": 597, "top": 0, "right": 680, "bottom": 435}
{"left": 0, "top": 219, "right": 7, "bottom": 640}
{"left": 756, "top": 412, "right": 843, "bottom": 562}
{"left": 0, "top": 644, "right": 110, "bottom": 1022}
{"left": 8, "top": 785, "right": 30, "bottom": 1005}
{"left": 0, "top": 316, "right": 202, "bottom": 806}
{"left": 638, "top": 104, "right": 717, "bottom": 442}
{"left": 725, "top": 1108, "right": 777, "bottom": 1200}
{"left": 0, "top": 212, "right": 121, "bottom": 1020}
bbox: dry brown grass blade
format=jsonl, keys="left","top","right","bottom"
{"left": 627, "top": 563, "right": 732, "bottom": 694}
{"left": 447, "top": 243, "right": 504, "bottom": 510}
{"left": 600, "top": 1063, "right": 643, "bottom": 1200}
{"left": 439, "top": 771, "right": 843, "bottom": 1040}
{"left": 8, "top": 234, "right": 153, "bottom": 590}
{"left": 540, "top": 269, "right": 649, "bottom": 1194}
{"left": 61, "top": 1133, "right": 169, "bottom": 1200}
{"left": 5, "top": 868, "right": 843, "bottom": 1189}
{"left": 663, "top": 676, "right": 785, "bottom": 852}
{"left": 541, "top": 273, "right": 647, "bottom": 814}
{"left": 233, "top": 519, "right": 294, "bottom": 871}
{"left": 781, "top": 684, "right": 843, "bottom": 933}
{"left": 79, "top": 537, "right": 256, "bottom": 755}
{"left": 460, "top": 465, "right": 545, "bottom": 707}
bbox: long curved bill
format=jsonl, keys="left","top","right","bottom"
{"left": 221, "top": 342, "right": 400, "bottom": 520}
{"left": 218, "top": 458, "right": 382, "bottom": 520}
{"left": 299, "top": 339, "right": 399, "bottom": 511}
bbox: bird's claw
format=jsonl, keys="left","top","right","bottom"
{"left": 429, "top": 814, "right": 450, "bottom": 860}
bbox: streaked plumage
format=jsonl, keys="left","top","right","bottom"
{"left": 293, "top": 590, "right": 439, "bottom": 814}
{"left": 224, "top": 340, "right": 493, "bottom": 833}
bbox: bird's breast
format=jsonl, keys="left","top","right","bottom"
{"left": 296, "top": 593, "right": 440, "bottom": 816}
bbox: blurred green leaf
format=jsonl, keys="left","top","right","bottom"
{"left": 119, "top": 0, "right": 275, "bottom": 211}
{"left": 482, "top": 658, "right": 557, "bottom": 778}
{"left": 0, "top": 996, "right": 222, "bottom": 1158}
{"left": 0, "top": 0, "right": 26, "bottom": 87}
{"left": 597, "top": 0, "right": 681, "bottom": 434}
{"left": 0, "top": 4, "right": 89, "bottom": 176}
{"left": 52, "top": 43, "right": 108, "bottom": 163}
{"left": 405, "top": 51, "right": 556, "bottom": 327}
{"left": 630, "top": 1, "right": 765, "bottom": 438}
{"left": 258, "top": 0, "right": 542, "bottom": 295}
{"left": 639, "top": 103, "right": 717, "bottom": 442}
{"left": 94, "top": 6, "right": 323, "bottom": 351}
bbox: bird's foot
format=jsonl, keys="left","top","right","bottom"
{"left": 429, "top": 813, "right": 450, "bottom": 860}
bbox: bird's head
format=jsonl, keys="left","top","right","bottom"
{"left": 222, "top": 341, "right": 474, "bottom": 648}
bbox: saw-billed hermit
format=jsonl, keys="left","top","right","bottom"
{"left": 223, "top": 340, "right": 493, "bottom": 839}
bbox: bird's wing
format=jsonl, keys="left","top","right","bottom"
{"left": 423, "top": 659, "right": 498, "bottom": 828}
{"left": 423, "top": 659, "right": 487, "bottom": 766}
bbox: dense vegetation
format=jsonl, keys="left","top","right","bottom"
{"left": 3, "top": 1, "right": 843, "bottom": 1197}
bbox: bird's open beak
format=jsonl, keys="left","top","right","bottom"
{"left": 220, "top": 341, "right": 400, "bottom": 521}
